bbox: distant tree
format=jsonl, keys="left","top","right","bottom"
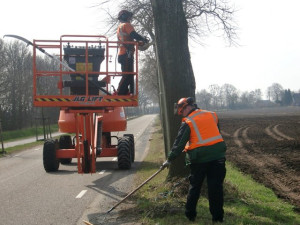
{"left": 239, "top": 89, "right": 262, "bottom": 108}
{"left": 139, "top": 51, "right": 159, "bottom": 104}
{"left": 221, "top": 83, "right": 238, "bottom": 109}
{"left": 239, "top": 91, "right": 251, "bottom": 108}
{"left": 2, "top": 41, "right": 32, "bottom": 130}
{"left": 138, "top": 84, "right": 153, "bottom": 113}
{"left": 266, "top": 83, "right": 283, "bottom": 103}
{"left": 0, "top": 39, "right": 7, "bottom": 126}
{"left": 196, "top": 89, "right": 212, "bottom": 109}
{"left": 253, "top": 89, "right": 262, "bottom": 102}
{"left": 0, "top": 39, "right": 8, "bottom": 99}
{"left": 281, "top": 89, "right": 293, "bottom": 106}
{"left": 0, "top": 40, "right": 60, "bottom": 131}
{"left": 208, "top": 84, "right": 222, "bottom": 109}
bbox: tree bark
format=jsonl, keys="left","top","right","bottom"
{"left": 151, "top": 0, "right": 196, "bottom": 178}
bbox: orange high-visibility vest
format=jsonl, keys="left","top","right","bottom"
{"left": 183, "top": 109, "right": 224, "bottom": 151}
{"left": 117, "top": 22, "right": 135, "bottom": 55}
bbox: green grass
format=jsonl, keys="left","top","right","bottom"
{"left": 1, "top": 141, "right": 44, "bottom": 155}
{"left": 0, "top": 126, "right": 63, "bottom": 157}
{"left": 0, "top": 133, "right": 64, "bottom": 157}
{"left": 122, "top": 118, "right": 300, "bottom": 225}
{"left": 1, "top": 124, "right": 58, "bottom": 142}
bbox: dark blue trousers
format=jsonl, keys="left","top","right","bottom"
{"left": 185, "top": 158, "right": 226, "bottom": 222}
{"left": 117, "top": 53, "right": 134, "bottom": 95}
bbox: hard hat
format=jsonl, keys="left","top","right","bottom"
{"left": 118, "top": 10, "right": 133, "bottom": 22}
{"left": 175, "top": 97, "right": 194, "bottom": 115}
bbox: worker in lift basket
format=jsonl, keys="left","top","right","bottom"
{"left": 161, "top": 97, "right": 227, "bottom": 224}
{"left": 116, "top": 10, "right": 149, "bottom": 95}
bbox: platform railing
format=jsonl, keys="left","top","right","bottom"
{"left": 32, "top": 35, "right": 139, "bottom": 108}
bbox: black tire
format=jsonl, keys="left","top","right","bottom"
{"left": 96, "top": 121, "right": 103, "bottom": 156}
{"left": 59, "top": 135, "right": 72, "bottom": 164}
{"left": 117, "top": 137, "right": 131, "bottom": 169}
{"left": 124, "top": 134, "right": 135, "bottom": 162}
{"left": 43, "top": 139, "right": 59, "bottom": 172}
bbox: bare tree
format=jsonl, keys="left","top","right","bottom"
{"left": 138, "top": 84, "right": 153, "bottom": 113}
{"left": 239, "top": 91, "right": 257, "bottom": 108}
{"left": 1, "top": 41, "right": 33, "bottom": 129}
{"left": 183, "top": 0, "right": 238, "bottom": 45}
{"left": 0, "top": 39, "right": 8, "bottom": 127}
{"left": 96, "top": 0, "right": 237, "bottom": 44}
{"left": 0, "top": 40, "right": 60, "bottom": 131}
{"left": 95, "top": 0, "right": 238, "bottom": 100}
{"left": 253, "top": 89, "right": 262, "bottom": 102}
{"left": 209, "top": 84, "right": 222, "bottom": 109}
{"left": 0, "top": 39, "right": 8, "bottom": 99}
{"left": 266, "top": 83, "right": 283, "bottom": 103}
{"left": 139, "top": 51, "right": 159, "bottom": 103}
{"left": 221, "top": 83, "right": 238, "bottom": 109}
{"left": 196, "top": 89, "right": 212, "bottom": 109}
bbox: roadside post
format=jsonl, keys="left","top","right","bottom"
{"left": 35, "top": 108, "right": 52, "bottom": 141}
{"left": 0, "top": 119, "right": 6, "bottom": 154}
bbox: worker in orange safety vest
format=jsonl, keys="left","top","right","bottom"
{"left": 116, "top": 10, "right": 148, "bottom": 95}
{"left": 162, "top": 97, "right": 227, "bottom": 224}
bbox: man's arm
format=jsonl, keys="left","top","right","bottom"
{"left": 168, "top": 122, "right": 190, "bottom": 161}
{"left": 130, "top": 31, "right": 148, "bottom": 42}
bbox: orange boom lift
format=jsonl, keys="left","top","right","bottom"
{"left": 32, "top": 35, "right": 138, "bottom": 173}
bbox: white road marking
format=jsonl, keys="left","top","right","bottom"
{"left": 112, "top": 157, "right": 117, "bottom": 161}
{"left": 76, "top": 190, "right": 87, "bottom": 199}
{"left": 99, "top": 170, "right": 106, "bottom": 175}
{"left": 34, "top": 148, "right": 40, "bottom": 151}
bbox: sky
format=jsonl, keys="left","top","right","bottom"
{"left": 1, "top": 0, "right": 300, "bottom": 97}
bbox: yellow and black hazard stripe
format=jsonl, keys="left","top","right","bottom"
{"left": 104, "top": 98, "right": 137, "bottom": 102}
{"left": 35, "top": 98, "right": 72, "bottom": 102}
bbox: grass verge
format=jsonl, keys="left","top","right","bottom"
{"left": 1, "top": 124, "right": 58, "bottom": 142}
{"left": 120, "top": 118, "right": 300, "bottom": 225}
{"left": 1, "top": 141, "right": 44, "bottom": 155}
{"left": 0, "top": 133, "right": 63, "bottom": 157}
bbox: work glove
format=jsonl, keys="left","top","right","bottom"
{"left": 161, "top": 160, "right": 170, "bottom": 169}
{"left": 143, "top": 36, "right": 150, "bottom": 44}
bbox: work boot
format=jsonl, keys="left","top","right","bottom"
{"left": 188, "top": 217, "right": 195, "bottom": 222}
{"left": 185, "top": 210, "right": 196, "bottom": 222}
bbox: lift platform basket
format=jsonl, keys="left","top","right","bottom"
{"left": 32, "top": 35, "right": 139, "bottom": 107}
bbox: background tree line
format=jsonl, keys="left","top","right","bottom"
{"left": 135, "top": 49, "right": 299, "bottom": 112}
{"left": 195, "top": 82, "right": 299, "bottom": 110}
{"left": 0, "top": 39, "right": 60, "bottom": 131}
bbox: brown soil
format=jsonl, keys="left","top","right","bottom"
{"left": 219, "top": 107, "right": 300, "bottom": 210}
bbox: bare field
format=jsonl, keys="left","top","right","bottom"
{"left": 218, "top": 107, "right": 300, "bottom": 209}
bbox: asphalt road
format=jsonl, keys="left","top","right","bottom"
{"left": 0, "top": 114, "right": 157, "bottom": 225}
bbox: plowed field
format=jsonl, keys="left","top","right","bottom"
{"left": 219, "top": 107, "right": 300, "bottom": 210}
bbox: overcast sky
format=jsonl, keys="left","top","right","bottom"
{"left": 1, "top": 0, "right": 300, "bottom": 98}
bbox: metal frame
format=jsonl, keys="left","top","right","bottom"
{"left": 32, "top": 35, "right": 139, "bottom": 108}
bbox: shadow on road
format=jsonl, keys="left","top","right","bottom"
{"left": 84, "top": 161, "right": 160, "bottom": 225}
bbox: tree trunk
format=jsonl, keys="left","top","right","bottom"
{"left": 151, "top": 0, "right": 196, "bottom": 178}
